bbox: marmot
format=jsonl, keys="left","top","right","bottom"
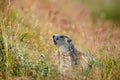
{"left": 52, "top": 34, "right": 95, "bottom": 76}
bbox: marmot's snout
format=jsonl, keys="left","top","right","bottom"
{"left": 52, "top": 35, "right": 55, "bottom": 39}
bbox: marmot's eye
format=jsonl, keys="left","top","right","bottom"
{"left": 59, "top": 36, "right": 64, "bottom": 38}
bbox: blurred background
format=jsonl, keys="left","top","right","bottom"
{"left": 0, "top": 0, "right": 120, "bottom": 80}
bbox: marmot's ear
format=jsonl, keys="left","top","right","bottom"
{"left": 64, "top": 36, "right": 72, "bottom": 43}
{"left": 67, "top": 39, "right": 72, "bottom": 43}
{"left": 68, "top": 40, "right": 74, "bottom": 49}
{"left": 64, "top": 35, "right": 74, "bottom": 49}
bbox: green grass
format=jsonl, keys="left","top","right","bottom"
{"left": 0, "top": 9, "right": 57, "bottom": 80}
{"left": 91, "top": 5, "right": 120, "bottom": 22}
{"left": 0, "top": 4, "right": 120, "bottom": 80}
{"left": 77, "top": 0, "right": 120, "bottom": 22}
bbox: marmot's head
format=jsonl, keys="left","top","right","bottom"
{"left": 53, "top": 34, "right": 74, "bottom": 49}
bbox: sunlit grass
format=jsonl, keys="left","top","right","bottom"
{"left": 0, "top": 9, "right": 58, "bottom": 79}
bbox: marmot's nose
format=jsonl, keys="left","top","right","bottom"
{"left": 53, "top": 35, "right": 55, "bottom": 39}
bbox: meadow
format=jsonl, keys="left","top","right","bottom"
{"left": 0, "top": 0, "right": 120, "bottom": 80}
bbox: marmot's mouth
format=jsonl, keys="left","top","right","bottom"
{"left": 53, "top": 39, "right": 57, "bottom": 45}
{"left": 53, "top": 35, "right": 57, "bottom": 45}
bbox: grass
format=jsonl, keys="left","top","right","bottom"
{"left": 91, "top": 5, "right": 120, "bottom": 22}
{"left": 77, "top": 0, "right": 120, "bottom": 22}
{"left": 0, "top": 9, "right": 57, "bottom": 80}
{"left": 0, "top": 1, "right": 120, "bottom": 80}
